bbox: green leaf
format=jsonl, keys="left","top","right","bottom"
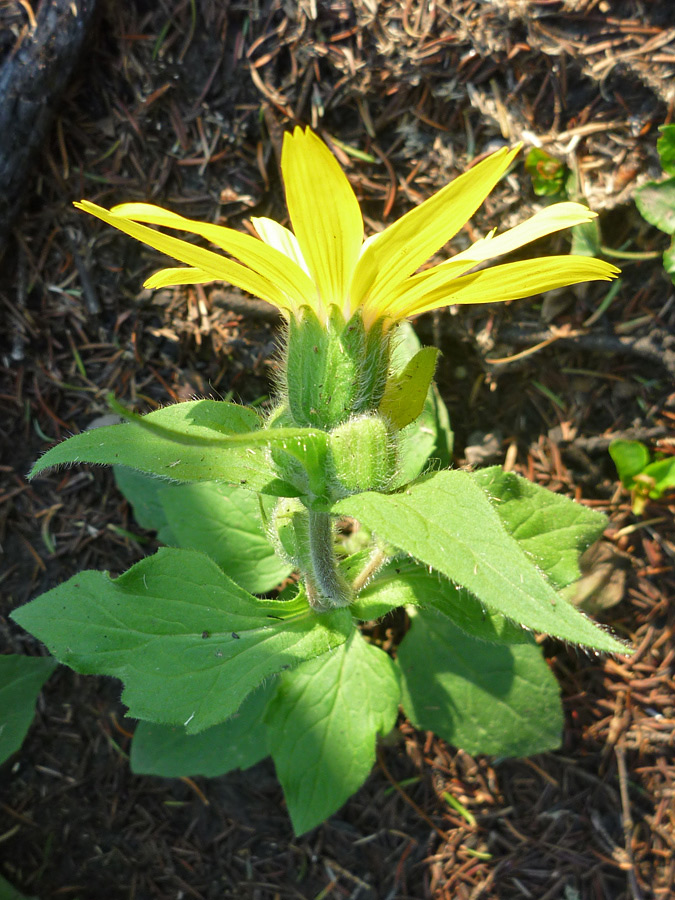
{"left": 525, "top": 148, "right": 568, "bottom": 197}
{"left": 31, "top": 400, "right": 298, "bottom": 496}
{"left": 335, "top": 471, "right": 625, "bottom": 652}
{"left": 264, "top": 630, "right": 400, "bottom": 834}
{"left": 354, "top": 559, "right": 529, "bottom": 643}
{"left": 0, "top": 873, "right": 36, "bottom": 900}
{"left": 0, "top": 655, "right": 57, "bottom": 763}
{"left": 570, "top": 218, "right": 600, "bottom": 257}
{"left": 657, "top": 124, "right": 675, "bottom": 176}
{"left": 609, "top": 440, "right": 650, "bottom": 487}
{"left": 635, "top": 178, "right": 675, "bottom": 235}
{"left": 130, "top": 679, "right": 277, "bottom": 777}
{"left": 472, "top": 466, "right": 606, "bottom": 590}
{"left": 379, "top": 346, "right": 439, "bottom": 429}
{"left": 159, "top": 483, "right": 291, "bottom": 593}
{"left": 643, "top": 456, "right": 675, "bottom": 497}
{"left": 114, "top": 466, "right": 175, "bottom": 542}
{"left": 663, "top": 238, "right": 675, "bottom": 283}
{"left": 398, "top": 608, "right": 563, "bottom": 756}
{"left": 12, "top": 549, "right": 354, "bottom": 733}
{"left": 386, "top": 323, "right": 453, "bottom": 484}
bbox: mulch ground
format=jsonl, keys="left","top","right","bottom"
{"left": 1, "top": 1, "right": 674, "bottom": 898}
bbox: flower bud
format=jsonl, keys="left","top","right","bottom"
{"left": 284, "top": 306, "right": 390, "bottom": 430}
{"left": 328, "top": 413, "right": 396, "bottom": 496}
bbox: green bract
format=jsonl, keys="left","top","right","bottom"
{"left": 13, "top": 128, "right": 627, "bottom": 835}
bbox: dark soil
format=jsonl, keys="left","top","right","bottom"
{"left": 1, "top": 2, "right": 674, "bottom": 899}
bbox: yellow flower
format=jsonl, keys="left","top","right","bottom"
{"left": 75, "top": 127, "right": 618, "bottom": 329}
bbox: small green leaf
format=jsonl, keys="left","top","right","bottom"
{"left": 264, "top": 630, "right": 400, "bottom": 834}
{"left": 130, "top": 680, "right": 277, "bottom": 777}
{"left": 387, "top": 323, "right": 453, "bottom": 484}
{"left": 657, "top": 124, "right": 675, "bottom": 176}
{"left": 12, "top": 549, "right": 354, "bottom": 733}
{"left": 609, "top": 440, "right": 650, "bottom": 487}
{"left": 336, "top": 471, "right": 626, "bottom": 652}
{"left": 570, "top": 218, "right": 600, "bottom": 257}
{"left": 643, "top": 456, "right": 675, "bottom": 497}
{"left": 0, "top": 655, "right": 57, "bottom": 763}
{"left": 398, "top": 608, "right": 563, "bottom": 756}
{"left": 0, "top": 873, "right": 37, "bottom": 900}
{"left": 159, "top": 483, "right": 291, "bottom": 593}
{"left": 635, "top": 178, "right": 675, "bottom": 235}
{"left": 525, "top": 148, "right": 568, "bottom": 197}
{"left": 472, "top": 467, "right": 607, "bottom": 590}
{"left": 379, "top": 346, "right": 439, "bottom": 430}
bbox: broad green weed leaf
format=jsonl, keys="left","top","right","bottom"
{"left": 657, "top": 124, "right": 675, "bottom": 175}
{"left": 354, "top": 559, "right": 529, "bottom": 643}
{"left": 31, "top": 400, "right": 297, "bottom": 495}
{"left": 114, "top": 466, "right": 175, "bottom": 542}
{"left": 472, "top": 467, "right": 606, "bottom": 589}
{"left": 635, "top": 178, "right": 675, "bottom": 235}
{"left": 264, "top": 630, "right": 400, "bottom": 834}
{"left": 158, "top": 483, "right": 291, "bottom": 593}
{"left": 609, "top": 440, "right": 651, "bottom": 487}
{"left": 130, "top": 680, "right": 277, "bottom": 777}
{"left": 12, "top": 549, "right": 354, "bottom": 733}
{"left": 398, "top": 608, "right": 563, "bottom": 756}
{"left": 336, "top": 471, "right": 625, "bottom": 652}
{"left": 0, "top": 655, "right": 57, "bottom": 763}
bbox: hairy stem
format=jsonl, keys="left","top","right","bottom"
{"left": 352, "top": 546, "right": 389, "bottom": 593}
{"left": 306, "top": 510, "right": 352, "bottom": 611}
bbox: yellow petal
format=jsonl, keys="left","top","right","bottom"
{"left": 353, "top": 145, "right": 521, "bottom": 312}
{"left": 382, "top": 259, "right": 479, "bottom": 320}
{"left": 251, "top": 216, "right": 310, "bottom": 274}
{"left": 144, "top": 267, "right": 212, "bottom": 289}
{"left": 404, "top": 256, "right": 620, "bottom": 316}
{"left": 111, "top": 202, "right": 314, "bottom": 308}
{"left": 281, "top": 127, "right": 363, "bottom": 313}
{"left": 450, "top": 202, "right": 598, "bottom": 266}
{"left": 75, "top": 201, "right": 294, "bottom": 312}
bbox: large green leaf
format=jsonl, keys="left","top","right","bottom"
{"left": 114, "top": 470, "right": 293, "bottom": 592}
{"left": 335, "top": 470, "right": 625, "bottom": 652}
{"left": 398, "top": 608, "right": 563, "bottom": 756}
{"left": 114, "top": 466, "right": 175, "bottom": 542}
{"left": 635, "top": 178, "right": 675, "bottom": 235}
{"left": 130, "top": 679, "right": 276, "bottom": 777}
{"left": 12, "top": 549, "right": 354, "bottom": 733}
{"left": 159, "top": 483, "right": 291, "bottom": 593}
{"left": 30, "top": 400, "right": 299, "bottom": 497}
{"left": 0, "top": 655, "right": 57, "bottom": 763}
{"left": 264, "top": 630, "right": 400, "bottom": 834}
{"left": 472, "top": 467, "right": 606, "bottom": 590}
{"left": 354, "top": 559, "right": 529, "bottom": 643}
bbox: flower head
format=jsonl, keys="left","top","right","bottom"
{"left": 76, "top": 127, "right": 618, "bottom": 329}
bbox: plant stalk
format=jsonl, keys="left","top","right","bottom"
{"left": 306, "top": 510, "right": 352, "bottom": 611}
